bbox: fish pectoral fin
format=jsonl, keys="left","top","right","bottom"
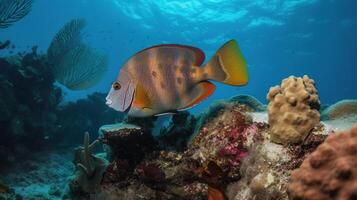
{"left": 132, "top": 83, "right": 152, "bottom": 109}
{"left": 178, "top": 81, "right": 215, "bottom": 110}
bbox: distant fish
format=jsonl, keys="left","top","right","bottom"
{"left": 106, "top": 40, "right": 248, "bottom": 117}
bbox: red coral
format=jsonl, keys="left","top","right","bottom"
{"left": 219, "top": 144, "right": 248, "bottom": 166}
{"left": 219, "top": 123, "right": 258, "bottom": 166}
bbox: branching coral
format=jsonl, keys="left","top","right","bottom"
{"left": 0, "top": 0, "right": 32, "bottom": 28}
{"left": 288, "top": 124, "right": 357, "bottom": 200}
{"left": 66, "top": 132, "right": 108, "bottom": 198}
{"left": 47, "top": 19, "right": 108, "bottom": 90}
{"left": 267, "top": 75, "right": 320, "bottom": 145}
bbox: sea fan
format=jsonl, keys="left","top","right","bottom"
{"left": 54, "top": 44, "right": 108, "bottom": 90}
{"left": 0, "top": 0, "right": 33, "bottom": 28}
{"left": 47, "top": 18, "right": 86, "bottom": 64}
{"left": 47, "top": 19, "right": 108, "bottom": 90}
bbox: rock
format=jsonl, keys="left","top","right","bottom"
{"left": 98, "top": 123, "right": 157, "bottom": 165}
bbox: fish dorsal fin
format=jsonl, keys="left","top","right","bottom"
{"left": 135, "top": 44, "right": 205, "bottom": 66}
{"left": 132, "top": 83, "right": 152, "bottom": 109}
{"left": 179, "top": 81, "right": 215, "bottom": 110}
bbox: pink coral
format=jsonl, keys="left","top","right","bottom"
{"left": 288, "top": 124, "right": 357, "bottom": 200}
{"left": 219, "top": 124, "right": 259, "bottom": 166}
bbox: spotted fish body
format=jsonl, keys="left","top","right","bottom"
{"left": 106, "top": 40, "right": 248, "bottom": 117}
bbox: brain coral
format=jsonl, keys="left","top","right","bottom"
{"left": 267, "top": 75, "right": 320, "bottom": 145}
{"left": 321, "top": 99, "right": 357, "bottom": 120}
{"left": 288, "top": 124, "right": 357, "bottom": 200}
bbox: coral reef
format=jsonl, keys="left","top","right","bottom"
{"left": 0, "top": 48, "right": 119, "bottom": 167}
{"left": 227, "top": 128, "right": 327, "bottom": 200}
{"left": 98, "top": 123, "right": 158, "bottom": 164}
{"left": 88, "top": 92, "right": 331, "bottom": 200}
{"left": 0, "top": 48, "right": 62, "bottom": 167}
{"left": 321, "top": 99, "right": 357, "bottom": 120}
{"left": 190, "top": 102, "right": 264, "bottom": 181}
{"left": 267, "top": 75, "right": 320, "bottom": 145}
{"left": 47, "top": 18, "right": 108, "bottom": 90}
{"left": 0, "top": 0, "right": 33, "bottom": 28}
{"left": 288, "top": 124, "right": 357, "bottom": 200}
{"left": 321, "top": 99, "right": 357, "bottom": 131}
{"left": 93, "top": 97, "right": 271, "bottom": 199}
{"left": 1, "top": 61, "right": 354, "bottom": 200}
{"left": 64, "top": 132, "right": 108, "bottom": 199}
{"left": 230, "top": 94, "right": 267, "bottom": 112}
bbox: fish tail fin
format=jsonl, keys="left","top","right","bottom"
{"left": 202, "top": 40, "right": 248, "bottom": 86}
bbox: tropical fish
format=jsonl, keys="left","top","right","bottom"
{"left": 106, "top": 39, "right": 248, "bottom": 117}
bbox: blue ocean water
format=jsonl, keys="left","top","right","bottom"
{"left": 1, "top": 0, "right": 357, "bottom": 114}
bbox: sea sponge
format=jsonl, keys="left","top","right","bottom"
{"left": 288, "top": 124, "right": 357, "bottom": 200}
{"left": 267, "top": 75, "right": 320, "bottom": 144}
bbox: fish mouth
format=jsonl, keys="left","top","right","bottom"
{"left": 106, "top": 99, "right": 112, "bottom": 106}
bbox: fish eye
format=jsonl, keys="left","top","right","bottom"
{"left": 112, "top": 82, "right": 121, "bottom": 90}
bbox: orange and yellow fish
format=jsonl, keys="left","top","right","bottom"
{"left": 106, "top": 40, "right": 248, "bottom": 117}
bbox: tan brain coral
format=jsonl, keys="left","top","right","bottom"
{"left": 288, "top": 124, "right": 357, "bottom": 200}
{"left": 267, "top": 75, "right": 320, "bottom": 144}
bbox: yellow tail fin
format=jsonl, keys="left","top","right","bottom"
{"left": 202, "top": 40, "right": 248, "bottom": 86}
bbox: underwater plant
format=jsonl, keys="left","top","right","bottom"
{"left": 0, "top": 0, "right": 32, "bottom": 28}
{"left": 47, "top": 18, "right": 108, "bottom": 90}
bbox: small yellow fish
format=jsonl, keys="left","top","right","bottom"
{"left": 106, "top": 40, "right": 248, "bottom": 117}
